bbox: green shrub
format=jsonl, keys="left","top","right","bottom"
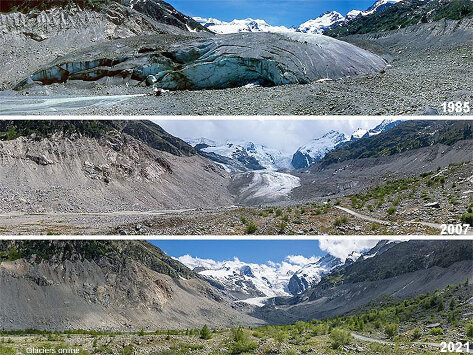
{"left": 412, "top": 327, "right": 421, "bottom": 340}
{"left": 274, "top": 330, "right": 288, "bottom": 344}
{"left": 385, "top": 324, "right": 398, "bottom": 338}
{"left": 119, "top": 345, "right": 134, "bottom": 355}
{"left": 200, "top": 325, "right": 211, "bottom": 340}
{"left": 460, "top": 213, "right": 473, "bottom": 225}
{"left": 277, "top": 222, "right": 287, "bottom": 234}
{"left": 245, "top": 222, "right": 258, "bottom": 234}
{"left": 0, "top": 346, "right": 15, "bottom": 355}
{"left": 449, "top": 298, "right": 457, "bottom": 310}
{"left": 333, "top": 216, "right": 348, "bottom": 227}
{"left": 275, "top": 209, "right": 283, "bottom": 217}
{"left": 387, "top": 206, "right": 396, "bottom": 215}
{"left": 329, "top": 328, "right": 352, "bottom": 349}
{"left": 466, "top": 322, "right": 473, "bottom": 338}
{"left": 229, "top": 327, "right": 258, "bottom": 354}
{"left": 430, "top": 327, "right": 444, "bottom": 336}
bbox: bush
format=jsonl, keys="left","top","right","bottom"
{"left": 119, "top": 345, "right": 134, "bottom": 355}
{"left": 0, "top": 346, "right": 15, "bottom": 355}
{"left": 274, "top": 330, "right": 288, "bottom": 344}
{"left": 200, "top": 325, "right": 211, "bottom": 340}
{"left": 245, "top": 222, "right": 257, "bottom": 234}
{"left": 460, "top": 213, "right": 473, "bottom": 226}
{"left": 387, "top": 206, "right": 396, "bottom": 215}
{"left": 229, "top": 327, "right": 258, "bottom": 354}
{"left": 466, "top": 322, "right": 473, "bottom": 338}
{"left": 329, "top": 328, "right": 352, "bottom": 349}
{"left": 385, "top": 324, "right": 398, "bottom": 338}
{"left": 277, "top": 222, "right": 287, "bottom": 234}
{"left": 412, "top": 327, "right": 421, "bottom": 340}
{"left": 275, "top": 209, "right": 283, "bottom": 217}
{"left": 449, "top": 298, "right": 457, "bottom": 310}
{"left": 430, "top": 327, "right": 444, "bottom": 336}
{"left": 333, "top": 216, "right": 348, "bottom": 227}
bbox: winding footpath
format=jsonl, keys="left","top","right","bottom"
{"left": 334, "top": 206, "right": 464, "bottom": 233}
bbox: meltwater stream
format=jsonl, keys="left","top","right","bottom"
{"left": 0, "top": 94, "right": 144, "bottom": 114}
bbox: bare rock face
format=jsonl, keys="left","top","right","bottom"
{"left": 15, "top": 32, "right": 386, "bottom": 90}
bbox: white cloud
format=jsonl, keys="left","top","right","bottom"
{"left": 318, "top": 239, "right": 379, "bottom": 262}
{"left": 176, "top": 254, "right": 222, "bottom": 269}
{"left": 285, "top": 254, "right": 319, "bottom": 266}
{"left": 176, "top": 254, "right": 319, "bottom": 274}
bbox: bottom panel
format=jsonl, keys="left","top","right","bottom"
{"left": 0, "top": 239, "right": 472, "bottom": 354}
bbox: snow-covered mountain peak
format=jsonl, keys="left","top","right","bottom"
{"left": 346, "top": 9, "right": 363, "bottom": 19}
{"left": 364, "top": 0, "right": 402, "bottom": 15}
{"left": 185, "top": 137, "right": 218, "bottom": 147}
{"left": 297, "top": 11, "right": 346, "bottom": 34}
{"left": 177, "top": 241, "right": 399, "bottom": 305}
{"left": 291, "top": 130, "right": 347, "bottom": 169}
{"left": 194, "top": 0, "right": 402, "bottom": 36}
{"left": 193, "top": 17, "right": 293, "bottom": 34}
{"left": 346, "top": 0, "right": 402, "bottom": 20}
{"left": 189, "top": 139, "right": 293, "bottom": 171}
{"left": 351, "top": 128, "right": 368, "bottom": 139}
{"left": 292, "top": 120, "right": 401, "bottom": 169}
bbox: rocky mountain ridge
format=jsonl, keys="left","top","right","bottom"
{"left": 0, "top": 120, "right": 232, "bottom": 213}
{"left": 0, "top": 240, "right": 262, "bottom": 330}
{"left": 292, "top": 119, "right": 401, "bottom": 169}
{"left": 253, "top": 240, "right": 473, "bottom": 323}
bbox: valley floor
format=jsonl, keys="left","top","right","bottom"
{"left": 0, "top": 327, "right": 468, "bottom": 354}
{"left": 1, "top": 160, "right": 471, "bottom": 235}
{"left": 0, "top": 203, "right": 444, "bottom": 235}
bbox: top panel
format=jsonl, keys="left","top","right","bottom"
{"left": 0, "top": 0, "right": 472, "bottom": 115}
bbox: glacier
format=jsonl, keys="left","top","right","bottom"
{"left": 16, "top": 32, "right": 386, "bottom": 90}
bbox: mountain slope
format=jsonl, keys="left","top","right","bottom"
{"left": 298, "top": 11, "right": 346, "bottom": 34}
{"left": 317, "top": 240, "right": 473, "bottom": 287}
{"left": 121, "top": 0, "right": 207, "bottom": 32}
{"left": 326, "top": 0, "right": 473, "bottom": 37}
{"left": 1, "top": 0, "right": 207, "bottom": 32}
{"left": 292, "top": 130, "right": 347, "bottom": 169}
{"left": 321, "top": 120, "right": 473, "bottom": 166}
{"left": 252, "top": 240, "right": 473, "bottom": 324}
{"left": 292, "top": 120, "right": 401, "bottom": 169}
{"left": 0, "top": 120, "right": 232, "bottom": 213}
{"left": 0, "top": 120, "right": 194, "bottom": 156}
{"left": 188, "top": 140, "right": 293, "bottom": 172}
{"left": 0, "top": 241, "right": 262, "bottom": 330}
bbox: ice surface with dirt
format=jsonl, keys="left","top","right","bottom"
{"left": 246, "top": 171, "right": 301, "bottom": 199}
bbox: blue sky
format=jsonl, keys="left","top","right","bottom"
{"left": 168, "top": 0, "right": 376, "bottom": 27}
{"left": 150, "top": 240, "right": 324, "bottom": 263}
{"left": 149, "top": 240, "right": 380, "bottom": 263}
